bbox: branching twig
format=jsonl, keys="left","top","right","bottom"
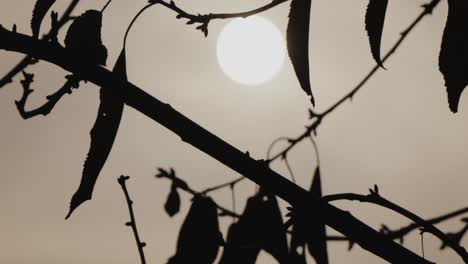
{"left": 118, "top": 175, "right": 147, "bottom": 264}
{"left": 323, "top": 186, "right": 468, "bottom": 262}
{"left": 267, "top": 0, "right": 441, "bottom": 165}
{"left": 0, "top": 0, "right": 81, "bottom": 88}
{"left": 124, "top": 0, "right": 289, "bottom": 48}
{"left": 155, "top": 168, "right": 240, "bottom": 218}
{"left": 382, "top": 206, "right": 468, "bottom": 243}
{"left": 15, "top": 73, "right": 79, "bottom": 119}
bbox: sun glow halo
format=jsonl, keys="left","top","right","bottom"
{"left": 216, "top": 16, "right": 286, "bottom": 86}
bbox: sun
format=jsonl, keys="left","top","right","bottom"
{"left": 216, "top": 16, "right": 286, "bottom": 86}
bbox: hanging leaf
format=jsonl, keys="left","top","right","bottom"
{"left": 287, "top": 0, "right": 314, "bottom": 106}
{"left": 439, "top": 0, "right": 468, "bottom": 113}
{"left": 219, "top": 222, "right": 260, "bottom": 264}
{"left": 365, "top": 0, "right": 388, "bottom": 68}
{"left": 306, "top": 167, "right": 329, "bottom": 264}
{"left": 64, "top": 10, "right": 108, "bottom": 66}
{"left": 168, "top": 195, "right": 223, "bottom": 264}
{"left": 66, "top": 50, "right": 126, "bottom": 219}
{"left": 289, "top": 208, "right": 308, "bottom": 264}
{"left": 164, "top": 183, "right": 181, "bottom": 217}
{"left": 31, "top": 0, "right": 56, "bottom": 38}
{"left": 219, "top": 189, "right": 288, "bottom": 264}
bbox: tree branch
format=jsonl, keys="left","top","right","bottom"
{"left": 383, "top": 206, "right": 468, "bottom": 243}
{"left": 323, "top": 188, "right": 468, "bottom": 262}
{"left": 0, "top": 0, "right": 80, "bottom": 88}
{"left": 15, "top": 73, "right": 79, "bottom": 119}
{"left": 118, "top": 175, "right": 147, "bottom": 264}
{"left": 155, "top": 168, "right": 240, "bottom": 218}
{"left": 0, "top": 26, "right": 432, "bottom": 263}
{"left": 267, "top": 0, "right": 441, "bottom": 165}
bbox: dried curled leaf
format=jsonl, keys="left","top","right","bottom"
{"left": 168, "top": 195, "right": 223, "bottom": 264}
{"left": 439, "top": 0, "right": 468, "bottom": 113}
{"left": 64, "top": 10, "right": 107, "bottom": 65}
{"left": 164, "top": 184, "right": 181, "bottom": 217}
{"left": 66, "top": 50, "right": 126, "bottom": 219}
{"left": 287, "top": 0, "right": 314, "bottom": 106}
{"left": 31, "top": 0, "right": 56, "bottom": 38}
{"left": 365, "top": 0, "right": 388, "bottom": 68}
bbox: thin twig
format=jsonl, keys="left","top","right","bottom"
{"left": 383, "top": 206, "right": 468, "bottom": 243}
{"left": 155, "top": 168, "right": 240, "bottom": 218}
{"left": 15, "top": 73, "right": 79, "bottom": 119}
{"left": 0, "top": 0, "right": 81, "bottom": 88}
{"left": 117, "top": 176, "right": 147, "bottom": 264}
{"left": 323, "top": 187, "right": 468, "bottom": 263}
{"left": 267, "top": 0, "right": 441, "bottom": 165}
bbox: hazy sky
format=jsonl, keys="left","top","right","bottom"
{"left": 0, "top": 0, "right": 466, "bottom": 263}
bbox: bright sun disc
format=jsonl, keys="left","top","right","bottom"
{"left": 216, "top": 16, "right": 285, "bottom": 86}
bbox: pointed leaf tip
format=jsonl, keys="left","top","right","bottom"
{"left": 287, "top": 0, "right": 314, "bottom": 106}
{"left": 365, "top": 0, "right": 389, "bottom": 68}
{"left": 67, "top": 50, "right": 127, "bottom": 218}
{"left": 439, "top": 0, "right": 468, "bottom": 113}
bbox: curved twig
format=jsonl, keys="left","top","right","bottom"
{"left": 323, "top": 189, "right": 468, "bottom": 262}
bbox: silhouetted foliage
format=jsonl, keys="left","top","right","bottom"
{"left": 306, "top": 168, "right": 329, "bottom": 264}
{"left": 287, "top": 0, "right": 314, "bottom": 105}
{"left": 1, "top": 0, "right": 467, "bottom": 263}
{"left": 439, "top": 0, "right": 468, "bottom": 113}
{"left": 365, "top": 0, "right": 388, "bottom": 68}
{"left": 67, "top": 50, "right": 126, "bottom": 218}
{"left": 168, "top": 195, "right": 223, "bottom": 264}
{"left": 164, "top": 183, "right": 181, "bottom": 217}
{"left": 64, "top": 9, "right": 107, "bottom": 66}
{"left": 220, "top": 189, "right": 288, "bottom": 263}
{"left": 31, "top": 0, "right": 56, "bottom": 38}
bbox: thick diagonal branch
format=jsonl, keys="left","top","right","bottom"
{"left": 0, "top": 27, "right": 432, "bottom": 264}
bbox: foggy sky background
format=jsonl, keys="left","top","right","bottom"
{"left": 0, "top": 0, "right": 466, "bottom": 263}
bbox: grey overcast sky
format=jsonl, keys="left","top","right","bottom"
{"left": 0, "top": 0, "right": 466, "bottom": 263}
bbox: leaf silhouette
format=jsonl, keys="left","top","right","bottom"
{"left": 306, "top": 167, "right": 329, "bottom": 264}
{"left": 66, "top": 50, "right": 126, "bottom": 218}
{"left": 219, "top": 189, "right": 288, "bottom": 264}
{"left": 168, "top": 195, "right": 222, "bottom": 264}
{"left": 287, "top": 0, "right": 314, "bottom": 106}
{"left": 219, "top": 222, "right": 260, "bottom": 264}
{"left": 365, "top": 0, "right": 388, "bottom": 68}
{"left": 164, "top": 183, "right": 181, "bottom": 217}
{"left": 439, "top": 0, "right": 468, "bottom": 113}
{"left": 31, "top": 0, "right": 56, "bottom": 38}
{"left": 64, "top": 10, "right": 108, "bottom": 66}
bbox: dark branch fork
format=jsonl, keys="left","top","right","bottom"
{"left": 118, "top": 176, "right": 147, "bottom": 264}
